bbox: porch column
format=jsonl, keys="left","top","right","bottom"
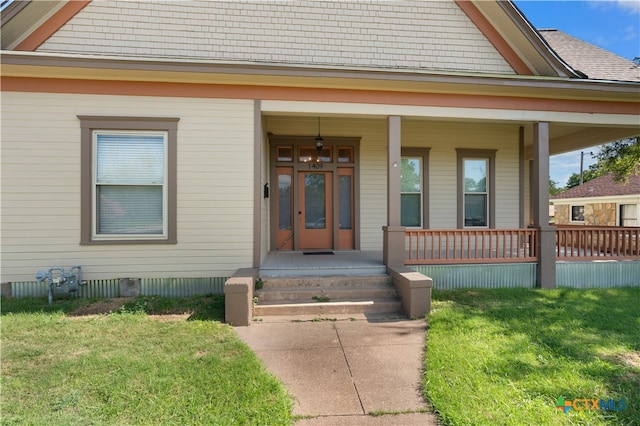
{"left": 383, "top": 115, "right": 406, "bottom": 266}
{"left": 532, "top": 122, "right": 556, "bottom": 289}
{"left": 387, "top": 115, "right": 401, "bottom": 226}
{"left": 252, "top": 100, "right": 262, "bottom": 268}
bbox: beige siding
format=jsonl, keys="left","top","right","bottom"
{"left": 403, "top": 120, "right": 521, "bottom": 229}
{"left": 1, "top": 92, "right": 254, "bottom": 281}
{"left": 38, "top": 0, "right": 514, "bottom": 75}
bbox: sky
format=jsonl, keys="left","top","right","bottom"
{"left": 514, "top": 0, "right": 640, "bottom": 187}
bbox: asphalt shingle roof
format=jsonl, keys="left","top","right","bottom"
{"left": 552, "top": 171, "right": 640, "bottom": 199}
{"left": 539, "top": 29, "right": 640, "bottom": 82}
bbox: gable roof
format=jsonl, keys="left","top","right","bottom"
{"left": 552, "top": 171, "right": 640, "bottom": 200}
{"left": 539, "top": 29, "right": 640, "bottom": 82}
{"left": 1, "top": 0, "right": 586, "bottom": 79}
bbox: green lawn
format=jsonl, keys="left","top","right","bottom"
{"left": 1, "top": 296, "right": 292, "bottom": 425}
{"left": 424, "top": 287, "right": 640, "bottom": 426}
{"left": 5, "top": 288, "right": 638, "bottom": 425}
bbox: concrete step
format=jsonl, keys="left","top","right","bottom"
{"left": 253, "top": 273, "right": 401, "bottom": 317}
{"left": 259, "top": 275, "right": 391, "bottom": 289}
{"left": 259, "top": 266, "right": 388, "bottom": 277}
{"left": 256, "top": 285, "right": 398, "bottom": 302}
{"left": 253, "top": 298, "right": 402, "bottom": 317}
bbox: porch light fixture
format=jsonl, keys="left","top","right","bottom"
{"left": 315, "top": 117, "right": 324, "bottom": 152}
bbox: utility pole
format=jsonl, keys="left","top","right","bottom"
{"left": 579, "top": 151, "right": 593, "bottom": 185}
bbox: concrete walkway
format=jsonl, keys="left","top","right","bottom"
{"left": 235, "top": 314, "right": 439, "bottom": 425}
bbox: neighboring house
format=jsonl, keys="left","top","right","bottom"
{"left": 1, "top": 1, "right": 639, "bottom": 296}
{"left": 552, "top": 171, "right": 640, "bottom": 227}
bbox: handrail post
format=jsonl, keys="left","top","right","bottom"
{"left": 383, "top": 225, "right": 406, "bottom": 267}
{"left": 536, "top": 225, "right": 556, "bottom": 288}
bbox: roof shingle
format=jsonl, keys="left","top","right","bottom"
{"left": 539, "top": 29, "right": 640, "bottom": 82}
{"left": 552, "top": 171, "right": 640, "bottom": 199}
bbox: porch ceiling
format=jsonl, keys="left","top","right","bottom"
{"left": 523, "top": 123, "right": 639, "bottom": 157}
{"left": 264, "top": 112, "right": 638, "bottom": 158}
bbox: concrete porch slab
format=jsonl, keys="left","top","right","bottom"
{"left": 259, "top": 250, "right": 386, "bottom": 277}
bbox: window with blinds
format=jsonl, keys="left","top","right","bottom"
{"left": 93, "top": 131, "right": 167, "bottom": 238}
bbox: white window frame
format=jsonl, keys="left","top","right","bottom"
{"left": 570, "top": 205, "right": 585, "bottom": 223}
{"left": 92, "top": 130, "right": 169, "bottom": 241}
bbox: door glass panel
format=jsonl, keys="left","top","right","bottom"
{"left": 278, "top": 174, "right": 292, "bottom": 230}
{"left": 299, "top": 147, "right": 332, "bottom": 163}
{"left": 304, "top": 173, "right": 326, "bottom": 229}
{"left": 339, "top": 175, "right": 352, "bottom": 229}
{"left": 277, "top": 146, "right": 293, "bottom": 162}
{"left": 338, "top": 147, "right": 353, "bottom": 163}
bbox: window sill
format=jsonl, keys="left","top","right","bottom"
{"left": 81, "top": 238, "right": 177, "bottom": 245}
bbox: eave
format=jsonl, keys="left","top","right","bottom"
{"left": 1, "top": 51, "right": 638, "bottom": 105}
{"left": 470, "top": 0, "right": 585, "bottom": 79}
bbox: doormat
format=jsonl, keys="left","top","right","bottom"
{"left": 303, "top": 251, "right": 334, "bottom": 255}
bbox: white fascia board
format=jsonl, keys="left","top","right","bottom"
{"left": 552, "top": 194, "right": 640, "bottom": 204}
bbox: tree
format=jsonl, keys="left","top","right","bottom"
{"left": 593, "top": 136, "right": 640, "bottom": 183}
{"left": 400, "top": 159, "right": 421, "bottom": 192}
{"left": 565, "top": 164, "right": 601, "bottom": 189}
{"left": 549, "top": 179, "right": 562, "bottom": 195}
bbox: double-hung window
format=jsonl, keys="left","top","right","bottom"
{"left": 400, "top": 148, "right": 430, "bottom": 228}
{"left": 463, "top": 159, "right": 488, "bottom": 227}
{"left": 401, "top": 157, "right": 422, "bottom": 227}
{"left": 80, "top": 117, "right": 178, "bottom": 244}
{"left": 457, "top": 149, "right": 495, "bottom": 228}
{"left": 95, "top": 132, "right": 166, "bottom": 238}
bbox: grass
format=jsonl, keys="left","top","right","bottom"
{"left": 424, "top": 287, "right": 640, "bottom": 426}
{"left": 1, "top": 296, "right": 292, "bottom": 425}
{"left": 5, "top": 288, "right": 638, "bottom": 425}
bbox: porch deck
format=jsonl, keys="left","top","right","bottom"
{"left": 259, "top": 250, "right": 386, "bottom": 277}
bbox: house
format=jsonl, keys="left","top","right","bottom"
{"left": 552, "top": 171, "right": 640, "bottom": 226}
{"left": 1, "top": 1, "right": 639, "bottom": 315}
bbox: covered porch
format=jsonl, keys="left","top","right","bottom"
{"left": 258, "top": 106, "right": 638, "bottom": 289}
